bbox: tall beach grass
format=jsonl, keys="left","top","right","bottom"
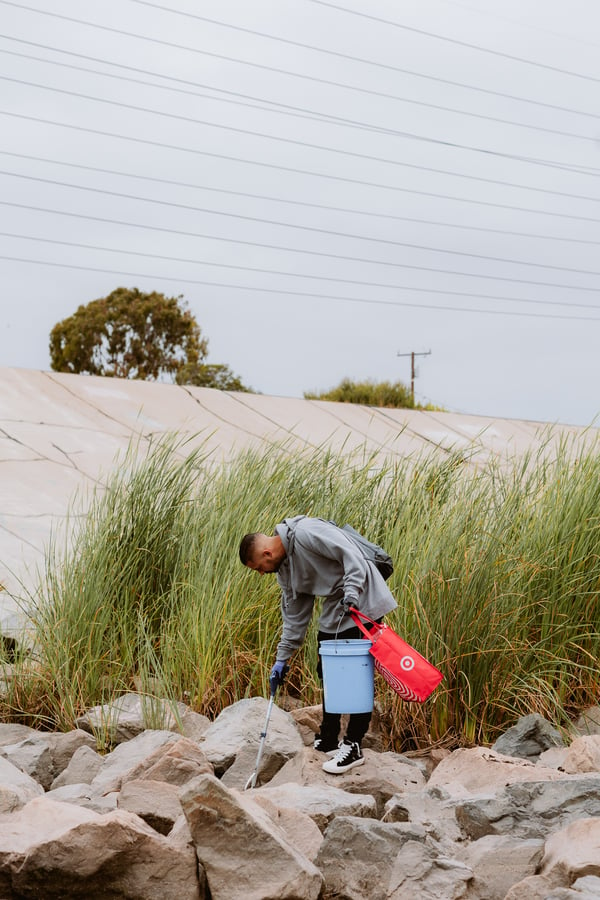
{"left": 3, "top": 430, "right": 600, "bottom": 751}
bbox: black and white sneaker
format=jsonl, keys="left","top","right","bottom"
{"left": 322, "top": 740, "right": 364, "bottom": 774}
{"left": 313, "top": 734, "right": 340, "bottom": 756}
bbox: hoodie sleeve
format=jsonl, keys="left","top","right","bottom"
{"left": 275, "top": 590, "right": 315, "bottom": 660}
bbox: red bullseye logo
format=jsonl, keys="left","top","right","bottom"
{"left": 400, "top": 655, "right": 415, "bottom": 671}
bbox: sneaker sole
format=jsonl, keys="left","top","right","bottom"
{"left": 322, "top": 755, "right": 365, "bottom": 774}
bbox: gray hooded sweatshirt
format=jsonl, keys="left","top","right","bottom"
{"left": 274, "top": 515, "right": 397, "bottom": 661}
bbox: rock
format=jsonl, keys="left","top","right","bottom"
{"left": 0, "top": 795, "right": 201, "bottom": 898}
{"left": 0, "top": 735, "right": 53, "bottom": 790}
{"left": 268, "top": 747, "right": 425, "bottom": 815}
{"left": 248, "top": 793, "right": 324, "bottom": 862}
{"left": 180, "top": 772, "right": 323, "bottom": 899}
{"left": 574, "top": 706, "right": 600, "bottom": 736}
{"left": 316, "top": 815, "right": 427, "bottom": 900}
{"left": 504, "top": 874, "right": 556, "bottom": 899}
{"left": 387, "top": 839, "right": 472, "bottom": 899}
{"left": 491, "top": 713, "right": 565, "bottom": 761}
{"left": 118, "top": 778, "right": 182, "bottom": 835}
{"left": 428, "top": 746, "right": 569, "bottom": 798}
{"left": 459, "top": 834, "right": 544, "bottom": 899}
{"left": 50, "top": 744, "right": 104, "bottom": 789}
{"left": 0, "top": 755, "right": 44, "bottom": 813}
{"left": 539, "top": 817, "right": 600, "bottom": 885}
{"left": 456, "top": 776, "right": 600, "bottom": 840}
{"left": 122, "top": 735, "right": 213, "bottom": 786}
{"left": 382, "top": 786, "right": 463, "bottom": 847}
{"left": 562, "top": 735, "right": 600, "bottom": 774}
{"left": 76, "top": 692, "right": 195, "bottom": 745}
{"left": 199, "top": 697, "right": 303, "bottom": 776}
{"left": 0, "top": 723, "right": 40, "bottom": 746}
{"left": 89, "top": 730, "right": 181, "bottom": 796}
{"left": 252, "top": 782, "right": 377, "bottom": 831}
{"left": 46, "top": 782, "right": 119, "bottom": 814}
{"left": 44, "top": 728, "right": 98, "bottom": 779}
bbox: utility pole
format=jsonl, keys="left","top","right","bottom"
{"left": 397, "top": 350, "right": 431, "bottom": 406}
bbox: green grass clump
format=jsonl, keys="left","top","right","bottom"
{"left": 3, "top": 430, "right": 600, "bottom": 752}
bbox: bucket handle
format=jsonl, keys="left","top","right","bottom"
{"left": 348, "top": 606, "right": 384, "bottom": 643}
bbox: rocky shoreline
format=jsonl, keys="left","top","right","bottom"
{"left": 1, "top": 693, "right": 600, "bottom": 898}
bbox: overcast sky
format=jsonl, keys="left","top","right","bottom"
{"left": 2, "top": 0, "right": 600, "bottom": 426}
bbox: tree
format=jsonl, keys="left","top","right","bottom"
{"left": 304, "top": 378, "right": 443, "bottom": 410}
{"left": 176, "top": 362, "right": 251, "bottom": 392}
{"left": 49, "top": 287, "right": 252, "bottom": 390}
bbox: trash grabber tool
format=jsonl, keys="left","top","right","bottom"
{"left": 245, "top": 666, "right": 288, "bottom": 790}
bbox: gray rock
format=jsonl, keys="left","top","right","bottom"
{"left": 50, "top": 744, "right": 104, "bottom": 789}
{"left": 491, "top": 713, "right": 564, "bottom": 761}
{"left": 253, "top": 781, "right": 377, "bottom": 831}
{"left": 574, "top": 706, "right": 600, "bottom": 736}
{"left": 456, "top": 776, "right": 600, "bottom": 840}
{"left": 0, "top": 754, "right": 44, "bottom": 813}
{"left": 387, "top": 839, "right": 472, "bottom": 899}
{"left": 76, "top": 692, "right": 194, "bottom": 745}
{"left": 316, "top": 815, "right": 427, "bottom": 900}
{"left": 0, "top": 736, "right": 53, "bottom": 790}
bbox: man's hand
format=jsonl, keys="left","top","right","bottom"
{"left": 269, "top": 660, "right": 289, "bottom": 695}
{"left": 340, "top": 597, "right": 354, "bottom": 615}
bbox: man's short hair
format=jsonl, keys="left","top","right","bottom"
{"left": 239, "top": 533, "right": 260, "bottom": 565}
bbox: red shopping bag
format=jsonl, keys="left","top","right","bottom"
{"left": 350, "top": 608, "right": 443, "bottom": 702}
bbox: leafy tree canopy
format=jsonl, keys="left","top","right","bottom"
{"left": 304, "top": 378, "right": 443, "bottom": 410}
{"left": 50, "top": 287, "right": 252, "bottom": 391}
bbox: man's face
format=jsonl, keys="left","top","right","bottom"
{"left": 246, "top": 538, "right": 285, "bottom": 575}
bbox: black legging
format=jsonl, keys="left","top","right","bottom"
{"left": 316, "top": 621, "right": 379, "bottom": 745}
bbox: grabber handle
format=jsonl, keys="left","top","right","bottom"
{"left": 269, "top": 664, "right": 289, "bottom": 697}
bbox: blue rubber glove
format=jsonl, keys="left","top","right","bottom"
{"left": 269, "top": 660, "right": 289, "bottom": 695}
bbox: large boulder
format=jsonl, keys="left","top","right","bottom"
{"left": 89, "top": 730, "right": 181, "bottom": 796}
{"left": 0, "top": 795, "right": 201, "bottom": 899}
{"left": 387, "top": 839, "right": 472, "bottom": 899}
{"left": 491, "top": 714, "right": 564, "bottom": 761}
{"left": 459, "top": 834, "right": 544, "bottom": 899}
{"left": 180, "top": 772, "right": 323, "bottom": 900}
{"left": 268, "top": 746, "right": 425, "bottom": 814}
{"left": 121, "top": 735, "right": 213, "bottom": 786}
{"left": 51, "top": 744, "right": 104, "bottom": 789}
{"left": 315, "top": 815, "right": 427, "bottom": 900}
{"left": 456, "top": 776, "right": 600, "bottom": 840}
{"left": 252, "top": 781, "right": 377, "bottom": 831}
{"left": 427, "top": 746, "right": 569, "bottom": 798}
{"left": 76, "top": 693, "right": 208, "bottom": 745}
{"left": 199, "top": 697, "right": 303, "bottom": 778}
{"left": 0, "top": 735, "right": 53, "bottom": 790}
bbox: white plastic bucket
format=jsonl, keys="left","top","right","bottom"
{"left": 320, "top": 638, "right": 374, "bottom": 713}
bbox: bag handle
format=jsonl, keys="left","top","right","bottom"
{"left": 348, "top": 606, "right": 383, "bottom": 640}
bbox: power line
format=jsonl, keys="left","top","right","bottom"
{"left": 2, "top": 253, "right": 599, "bottom": 321}
{"left": 5, "top": 110, "right": 600, "bottom": 226}
{"left": 5, "top": 229, "right": 600, "bottom": 311}
{"left": 304, "top": 0, "right": 600, "bottom": 83}
{"left": 4, "top": 169, "right": 600, "bottom": 281}
{"left": 5, "top": 74, "right": 599, "bottom": 182}
{"left": 2, "top": 0, "right": 599, "bottom": 123}
{"left": 2, "top": 41, "right": 597, "bottom": 145}
{"left": 3, "top": 199, "right": 600, "bottom": 294}
{"left": 5, "top": 149, "right": 598, "bottom": 247}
